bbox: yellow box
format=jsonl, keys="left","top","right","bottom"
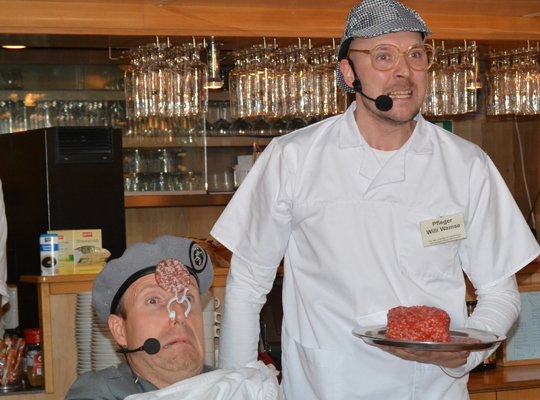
{"left": 47, "top": 230, "right": 107, "bottom": 275}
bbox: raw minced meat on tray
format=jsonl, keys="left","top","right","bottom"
{"left": 386, "top": 305, "right": 452, "bottom": 343}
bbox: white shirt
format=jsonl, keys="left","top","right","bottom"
{"left": 211, "top": 102, "right": 540, "bottom": 399}
{"left": 124, "top": 362, "right": 282, "bottom": 400}
{"left": 0, "top": 180, "right": 9, "bottom": 307}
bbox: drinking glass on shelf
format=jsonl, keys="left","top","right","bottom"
{"left": 228, "top": 52, "right": 242, "bottom": 120}
{"left": 289, "top": 44, "right": 314, "bottom": 119}
{"left": 258, "top": 45, "right": 277, "bottom": 119}
{"left": 274, "top": 49, "right": 290, "bottom": 119}
{"left": 447, "top": 48, "right": 467, "bottom": 115}
{"left": 485, "top": 51, "right": 503, "bottom": 115}
{"left": 310, "top": 48, "right": 324, "bottom": 117}
{"left": 319, "top": 45, "right": 335, "bottom": 117}
{"left": 516, "top": 45, "right": 540, "bottom": 115}
{"left": 230, "top": 117, "right": 251, "bottom": 136}
{"left": 500, "top": 50, "right": 517, "bottom": 114}
{"left": 210, "top": 102, "right": 232, "bottom": 136}
{"left": 124, "top": 49, "right": 136, "bottom": 138}
{"left": 183, "top": 42, "right": 209, "bottom": 139}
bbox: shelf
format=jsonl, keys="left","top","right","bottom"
{"left": 208, "top": 91, "right": 230, "bottom": 102}
{"left": 123, "top": 136, "right": 205, "bottom": 148}
{"left": 123, "top": 136, "right": 273, "bottom": 149}
{"left": 0, "top": 90, "right": 125, "bottom": 102}
{"left": 206, "top": 136, "right": 273, "bottom": 147}
{"left": 124, "top": 192, "right": 234, "bottom": 208}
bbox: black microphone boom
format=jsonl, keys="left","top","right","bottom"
{"left": 116, "top": 338, "right": 161, "bottom": 355}
{"left": 353, "top": 77, "right": 393, "bottom": 112}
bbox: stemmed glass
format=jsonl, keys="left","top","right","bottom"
{"left": 485, "top": 51, "right": 503, "bottom": 115}
{"left": 183, "top": 41, "right": 209, "bottom": 140}
{"left": 210, "top": 102, "right": 232, "bottom": 136}
{"left": 461, "top": 42, "right": 478, "bottom": 113}
{"left": 516, "top": 44, "right": 540, "bottom": 115}
{"left": 290, "top": 44, "right": 313, "bottom": 121}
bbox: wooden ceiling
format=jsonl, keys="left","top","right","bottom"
{"left": 0, "top": 0, "right": 538, "bottom": 51}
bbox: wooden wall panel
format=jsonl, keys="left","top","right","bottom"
{"left": 125, "top": 205, "right": 226, "bottom": 245}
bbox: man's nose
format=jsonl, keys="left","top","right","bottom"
{"left": 169, "top": 298, "right": 189, "bottom": 324}
{"left": 394, "top": 55, "right": 413, "bottom": 78}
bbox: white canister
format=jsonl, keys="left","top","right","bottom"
{"left": 40, "top": 234, "right": 59, "bottom": 276}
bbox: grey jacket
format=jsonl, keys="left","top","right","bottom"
{"left": 65, "top": 362, "right": 215, "bottom": 399}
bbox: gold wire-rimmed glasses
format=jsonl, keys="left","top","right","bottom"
{"left": 348, "top": 43, "right": 435, "bottom": 71}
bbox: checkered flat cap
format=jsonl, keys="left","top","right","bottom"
{"left": 336, "top": 0, "right": 432, "bottom": 93}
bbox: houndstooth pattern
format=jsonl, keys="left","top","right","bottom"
{"left": 336, "top": 0, "right": 433, "bottom": 93}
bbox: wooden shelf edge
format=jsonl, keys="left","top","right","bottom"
{"left": 206, "top": 136, "right": 273, "bottom": 148}
{"left": 468, "top": 364, "right": 540, "bottom": 393}
{"left": 124, "top": 193, "right": 234, "bottom": 208}
{"left": 122, "top": 136, "right": 273, "bottom": 149}
{"left": 519, "top": 255, "right": 540, "bottom": 274}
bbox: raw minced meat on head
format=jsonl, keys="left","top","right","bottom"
{"left": 386, "top": 305, "right": 451, "bottom": 343}
{"left": 155, "top": 258, "right": 191, "bottom": 293}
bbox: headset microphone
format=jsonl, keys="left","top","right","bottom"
{"left": 116, "top": 338, "right": 161, "bottom": 355}
{"left": 348, "top": 59, "right": 393, "bottom": 112}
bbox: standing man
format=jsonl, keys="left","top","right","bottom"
{"left": 211, "top": 0, "right": 540, "bottom": 399}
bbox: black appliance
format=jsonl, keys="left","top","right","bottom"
{"left": 0, "top": 126, "right": 126, "bottom": 330}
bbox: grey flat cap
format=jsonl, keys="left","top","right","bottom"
{"left": 336, "top": 0, "right": 432, "bottom": 93}
{"left": 92, "top": 235, "right": 214, "bottom": 324}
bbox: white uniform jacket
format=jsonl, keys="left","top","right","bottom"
{"left": 211, "top": 102, "right": 540, "bottom": 399}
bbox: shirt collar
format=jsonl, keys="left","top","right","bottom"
{"left": 339, "top": 102, "right": 433, "bottom": 155}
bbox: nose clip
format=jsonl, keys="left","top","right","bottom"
{"left": 178, "top": 287, "right": 192, "bottom": 317}
{"left": 166, "top": 287, "right": 192, "bottom": 321}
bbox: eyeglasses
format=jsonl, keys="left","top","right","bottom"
{"left": 348, "top": 43, "right": 434, "bottom": 71}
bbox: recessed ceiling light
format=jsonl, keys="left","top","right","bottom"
{"left": 2, "top": 45, "right": 26, "bottom": 50}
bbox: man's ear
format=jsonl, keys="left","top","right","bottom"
{"left": 109, "top": 314, "right": 127, "bottom": 347}
{"left": 339, "top": 59, "right": 356, "bottom": 90}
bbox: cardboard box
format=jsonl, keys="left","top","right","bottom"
{"left": 47, "top": 230, "right": 109, "bottom": 275}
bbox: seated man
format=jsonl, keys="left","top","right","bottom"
{"left": 66, "top": 235, "right": 280, "bottom": 400}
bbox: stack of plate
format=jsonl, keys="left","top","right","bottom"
{"left": 90, "top": 312, "right": 123, "bottom": 370}
{"left": 75, "top": 292, "right": 93, "bottom": 376}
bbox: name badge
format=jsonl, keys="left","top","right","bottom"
{"left": 419, "top": 213, "right": 467, "bottom": 247}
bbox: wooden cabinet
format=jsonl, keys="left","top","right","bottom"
{"left": 470, "top": 393, "right": 496, "bottom": 400}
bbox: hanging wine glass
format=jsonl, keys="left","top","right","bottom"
{"left": 211, "top": 102, "right": 232, "bottom": 136}
{"left": 290, "top": 43, "right": 313, "bottom": 120}
{"left": 183, "top": 40, "right": 209, "bottom": 140}
{"left": 319, "top": 45, "right": 335, "bottom": 117}
{"left": 462, "top": 41, "right": 478, "bottom": 113}
{"left": 447, "top": 47, "right": 467, "bottom": 114}
{"left": 228, "top": 51, "right": 242, "bottom": 121}
{"left": 517, "top": 43, "right": 540, "bottom": 115}
{"left": 170, "top": 45, "right": 188, "bottom": 138}
{"left": 485, "top": 51, "right": 502, "bottom": 115}
{"left": 231, "top": 49, "right": 252, "bottom": 136}
{"left": 274, "top": 48, "right": 288, "bottom": 118}
{"left": 123, "top": 48, "right": 137, "bottom": 139}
